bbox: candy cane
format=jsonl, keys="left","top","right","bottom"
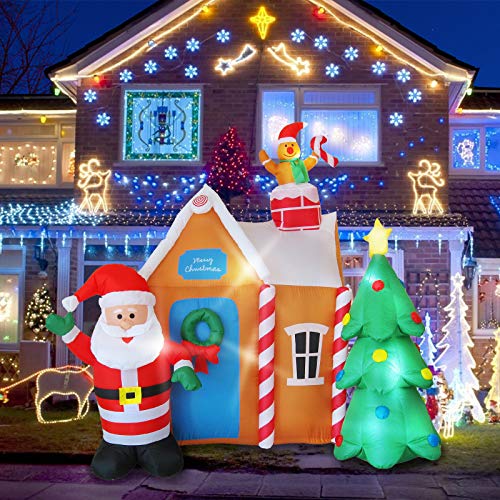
{"left": 332, "top": 286, "right": 352, "bottom": 445}
{"left": 258, "top": 284, "right": 276, "bottom": 449}
{"left": 311, "top": 135, "right": 339, "bottom": 168}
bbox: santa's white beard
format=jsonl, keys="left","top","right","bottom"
{"left": 90, "top": 309, "right": 165, "bottom": 370}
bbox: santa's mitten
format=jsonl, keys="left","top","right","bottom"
{"left": 171, "top": 366, "right": 202, "bottom": 391}
{"left": 46, "top": 312, "right": 75, "bottom": 336}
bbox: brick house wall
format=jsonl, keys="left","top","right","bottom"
{"left": 74, "top": 0, "right": 450, "bottom": 212}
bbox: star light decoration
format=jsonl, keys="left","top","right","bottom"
{"left": 186, "top": 37, "right": 200, "bottom": 52}
{"left": 408, "top": 89, "right": 422, "bottom": 103}
{"left": 314, "top": 35, "right": 329, "bottom": 50}
{"left": 326, "top": 63, "right": 340, "bottom": 78}
{"left": 144, "top": 60, "right": 158, "bottom": 74}
{"left": 250, "top": 6, "right": 276, "bottom": 40}
{"left": 83, "top": 89, "right": 97, "bottom": 103}
{"left": 119, "top": 69, "right": 133, "bottom": 83}
{"left": 372, "top": 61, "right": 386, "bottom": 75}
{"left": 96, "top": 113, "right": 111, "bottom": 126}
{"left": 389, "top": 112, "right": 404, "bottom": 127}
{"left": 344, "top": 46, "right": 359, "bottom": 61}
{"left": 267, "top": 43, "right": 310, "bottom": 76}
{"left": 185, "top": 65, "right": 199, "bottom": 79}
{"left": 216, "top": 29, "right": 231, "bottom": 43}
{"left": 397, "top": 68, "right": 411, "bottom": 83}
{"left": 291, "top": 29, "right": 306, "bottom": 43}
{"left": 363, "top": 218, "right": 392, "bottom": 258}
{"left": 215, "top": 44, "right": 257, "bottom": 76}
{"left": 164, "top": 46, "right": 178, "bottom": 60}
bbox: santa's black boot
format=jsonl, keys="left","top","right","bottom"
{"left": 136, "top": 434, "right": 184, "bottom": 477}
{"left": 91, "top": 440, "right": 137, "bottom": 480}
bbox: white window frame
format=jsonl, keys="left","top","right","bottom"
{"left": 449, "top": 124, "right": 500, "bottom": 176}
{"left": 118, "top": 84, "right": 204, "bottom": 166}
{"left": 258, "top": 85, "right": 382, "bottom": 166}
{"left": 285, "top": 323, "right": 328, "bottom": 386}
{"left": 0, "top": 119, "right": 75, "bottom": 188}
{"left": 0, "top": 246, "right": 26, "bottom": 352}
{"left": 472, "top": 257, "right": 500, "bottom": 338}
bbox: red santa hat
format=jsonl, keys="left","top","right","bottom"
{"left": 278, "top": 122, "right": 307, "bottom": 144}
{"left": 62, "top": 264, "right": 156, "bottom": 312}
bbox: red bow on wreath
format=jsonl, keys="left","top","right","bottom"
{"left": 182, "top": 341, "right": 220, "bottom": 374}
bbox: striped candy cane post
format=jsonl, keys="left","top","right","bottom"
{"left": 332, "top": 286, "right": 352, "bottom": 445}
{"left": 311, "top": 135, "right": 339, "bottom": 168}
{"left": 258, "top": 283, "right": 276, "bottom": 449}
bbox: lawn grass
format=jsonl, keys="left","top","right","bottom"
{"left": 0, "top": 407, "right": 499, "bottom": 474}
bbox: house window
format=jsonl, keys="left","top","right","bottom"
{"left": 0, "top": 247, "right": 25, "bottom": 351}
{"left": 260, "top": 87, "right": 380, "bottom": 165}
{"left": 450, "top": 126, "right": 500, "bottom": 174}
{"left": 122, "top": 88, "right": 201, "bottom": 162}
{"left": 285, "top": 323, "right": 328, "bottom": 386}
{"left": 473, "top": 259, "right": 500, "bottom": 336}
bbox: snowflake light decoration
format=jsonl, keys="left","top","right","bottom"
{"left": 216, "top": 30, "right": 231, "bottom": 43}
{"left": 144, "top": 60, "right": 158, "bottom": 74}
{"left": 291, "top": 29, "right": 305, "bottom": 43}
{"left": 408, "top": 89, "right": 422, "bottom": 103}
{"left": 164, "top": 46, "right": 178, "bottom": 60}
{"left": 325, "top": 63, "right": 340, "bottom": 78}
{"left": 389, "top": 112, "right": 404, "bottom": 127}
{"left": 397, "top": 68, "right": 411, "bottom": 83}
{"left": 185, "top": 65, "right": 198, "bottom": 79}
{"left": 344, "top": 46, "right": 359, "bottom": 61}
{"left": 119, "top": 69, "right": 133, "bottom": 83}
{"left": 96, "top": 113, "right": 110, "bottom": 126}
{"left": 186, "top": 38, "right": 200, "bottom": 52}
{"left": 83, "top": 90, "right": 97, "bottom": 103}
{"left": 314, "top": 35, "right": 328, "bottom": 50}
{"left": 372, "top": 61, "right": 386, "bottom": 75}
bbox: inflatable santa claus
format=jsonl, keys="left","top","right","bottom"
{"left": 45, "top": 264, "right": 203, "bottom": 480}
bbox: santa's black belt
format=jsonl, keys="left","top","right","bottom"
{"left": 94, "top": 380, "right": 172, "bottom": 405}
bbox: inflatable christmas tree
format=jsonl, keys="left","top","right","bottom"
{"left": 334, "top": 219, "right": 441, "bottom": 469}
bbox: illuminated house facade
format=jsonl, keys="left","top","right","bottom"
{"left": 0, "top": 0, "right": 498, "bottom": 396}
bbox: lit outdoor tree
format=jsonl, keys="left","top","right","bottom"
{"left": 419, "top": 312, "right": 438, "bottom": 368}
{"left": 25, "top": 284, "right": 54, "bottom": 341}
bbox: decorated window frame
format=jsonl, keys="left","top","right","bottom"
{"left": 121, "top": 86, "right": 202, "bottom": 163}
{"left": 450, "top": 125, "right": 500, "bottom": 175}
{"left": 472, "top": 258, "right": 500, "bottom": 338}
{"left": 285, "top": 323, "right": 329, "bottom": 386}
{"left": 258, "top": 85, "right": 382, "bottom": 166}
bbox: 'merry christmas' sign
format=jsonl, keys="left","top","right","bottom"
{"left": 178, "top": 249, "right": 227, "bottom": 280}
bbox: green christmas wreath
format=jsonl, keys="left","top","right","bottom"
{"left": 181, "top": 308, "right": 224, "bottom": 346}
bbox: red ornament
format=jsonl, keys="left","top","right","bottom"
{"left": 335, "top": 434, "right": 343, "bottom": 447}
{"left": 411, "top": 311, "right": 422, "bottom": 324}
{"left": 372, "top": 280, "right": 385, "bottom": 292}
{"left": 426, "top": 395, "right": 439, "bottom": 420}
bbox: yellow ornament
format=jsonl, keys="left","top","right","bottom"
{"left": 421, "top": 368, "right": 433, "bottom": 380}
{"left": 363, "top": 218, "right": 392, "bottom": 257}
{"left": 250, "top": 6, "right": 276, "bottom": 40}
{"left": 342, "top": 313, "right": 351, "bottom": 326}
{"left": 372, "top": 349, "right": 388, "bottom": 363}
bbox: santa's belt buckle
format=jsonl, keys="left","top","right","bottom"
{"left": 119, "top": 386, "right": 142, "bottom": 405}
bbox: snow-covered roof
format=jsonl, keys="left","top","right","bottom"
{"left": 239, "top": 213, "right": 342, "bottom": 288}
{"left": 139, "top": 184, "right": 270, "bottom": 282}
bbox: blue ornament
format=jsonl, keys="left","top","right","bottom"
{"left": 427, "top": 434, "right": 440, "bottom": 447}
{"left": 375, "top": 406, "right": 390, "bottom": 419}
{"left": 336, "top": 370, "right": 345, "bottom": 382}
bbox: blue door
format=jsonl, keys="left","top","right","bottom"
{"left": 169, "top": 297, "right": 240, "bottom": 440}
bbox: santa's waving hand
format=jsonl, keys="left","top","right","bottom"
{"left": 46, "top": 264, "right": 201, "bottom": 481}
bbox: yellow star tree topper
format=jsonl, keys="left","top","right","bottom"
{"left": 363, "top": 218, "right": 392, "bottom": 257}
{"left": 250, "top": 6, "right": 276, "bottom": 40}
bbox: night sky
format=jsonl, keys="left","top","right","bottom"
{"left": 58, "top": 0, "right": 498, "bottom": 87}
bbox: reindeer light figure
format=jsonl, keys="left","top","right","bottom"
{"left": 408, "top": 159, "right": 445, "bottom": 215}
{"left": 78, "top": 159, "right": 111, "bottom": 214}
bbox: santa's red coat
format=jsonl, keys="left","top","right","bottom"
{"left": 64, "top": 329, "right": 192, "bottom": 445}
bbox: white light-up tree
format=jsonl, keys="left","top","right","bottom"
{"left": 435, "top": 273, "right": 485, "bottom": 425}
{"left": 485, "top": 328, "right": 500, "bottom": 419}
{"left": 419, "top": 312, "right": 438, "bottom": 368}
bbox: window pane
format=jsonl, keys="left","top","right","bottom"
{"left": 123, "top": 89, "right": 201, "bottom": 161}
{"left": 60, "top": 125, "right": 75, "bottom": 140}
{"left": 451, "top": 129, "right": 480, "bottom": 169}
{"left": 486, "top": 127, "right": 500, "bottom": 172}
{"left": 61, "top": 143, "right": 75, "bottom": 183}
{"left": 295, "top": 332, "right": 306, "bottom": 353}
{"left": 304, "top": 91, "right": 376, "bottom": 106}
{"left": 296, "top": 357, "right": 306, "bottom": 379}
{"left": 0, "top": 124, "right": 56, "bottom": 137}
{"left": 0, "top": 275, "right": 19, "bottom": 344}
{"left": 261, "top": 91, "right": 295, "bottom": 155}
{"left": 0, "top": 142, "right": 56, "bottom": 185}
{"left": 478, "top": 274, "right": 499, "bottom": 330}
{"left": 342, "top": 255, "right": 364, "bottom": 269}
{"left": 309, "top": 332, "right": 320, "bottom": 353}
{"left": 344, "top": 275, "right": 363, "bottom": 295}
{"left": 301, "top": 110, "right": 378, "bottom": 163}
{"left": 309, "top": 356, "right": 318, "bottom": 378}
